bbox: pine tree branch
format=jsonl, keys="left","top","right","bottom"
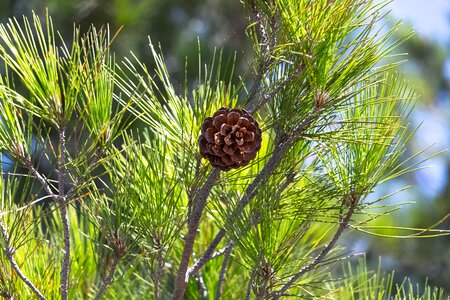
{"left": 152, "top": 247, "right": 165, "bottom": 300}
{"left": 0, "top": 220, "right": 47, "bottom": 300}
{"left": 18, "top": 132, "right": 72, "bottom": 300}
{"left": 173, "top": 168, "right": 221, "bottom": 300}
{"left": 251, "top": 0, "right": 270, "bottom": 53}
{"left": 256, "top": 274, "right": 269, "bottom": 300}
{"left": 214, "top": 241, "right": 233, "bottom": 300}
{"left": 15, "top": 130, "right": 73, "bottom": 300}
{"left": 56, "top": 129, "right": 71, "bottom": 300}
{"left": 189, "top": 109, "right": 319, "bottom": 278}
{"left": 93, "top": 253, "right": 122, "bottom": 300}
{"left": 23, "top": 163, "right": 56, "bottom": 198}
{"left": 192, "top": 170, "right": 294, "bottom": 283}
{"left": 245, "top": 60, "right": 268, "bottom": 113}
{"left": 244, "top": 267, "right": 258, "bottom": 300}
{"left": 189, "top": 170, "right": 295, "bottom": 277}
{"left": 210, "top": 242, "right": 235, "bottom": 261}
{"left": 188, "top": 139, "right": 289, "bottom": 277}
{"left": 188, "top": 231, "right": 227, "bottom": 276}
{"left": 244, "top": 0, "right": 278, "bottom": 113}
{"left": 249, "top": 66, "right": 302, "bottom": 115}
{"left": 194, "top": 269, "right": 208, "bottom": 300}
{"left": 272, "top": 200, "right": 357, "bottom": 299}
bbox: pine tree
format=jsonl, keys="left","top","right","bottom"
{"left": 0, "top": 0, "right": 448, "bottom": 299}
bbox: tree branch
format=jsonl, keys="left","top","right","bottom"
{"left": 0, "top": 220, "right": 47, "bottom": 300}
{"left": 194, "top": 269, "right": 208, "bottom": 300}
{"left": 17, "top": 133, "right": 74, "bottom": 300}
{"left": 152, "top": 247, "right": 165, "bottom": 300}
{"left": 214, "top": 241, "right": 233, "bottom": 300}
{"left": 244, "top": 267, "right": 258, "bottom": 300}
{"left": 189, "top": 108, "right": 319, "bottom": 279}
{"left": 56, "top": 129, "right": 71, "bottom": 300}
{"left": 188, "top": 229, "right": 226, "bottom": 277}
{"left": 188, "top": 136, "right": 290, "bottom": 276}
{"left": 24, "top": 164, "right": 55, "bottom": 198}
{"left": 93, "top": 254, "right": 122, "bottom": 300}
{"left": 249, "top": 66, "right": 302, "bottom": 115}
{"left": 172, "top": 168, "right": 221, "bottom": 299}
{"left": 256, "top": 274, "right": 269, "bottom": 300}
{"left": 189, "top": 169, "right": 295, "bottom": 278}
{"left": 244, "top": 0, "right": 277, "bottom": 113}
{"left": 272, "top": 199, "right": 357, "bottom": 299}
{"left": 245, "top": 60, "right": 268, "bottom": 113}
{"left": 209, "top": 243, "right": 235, "bottom": 262}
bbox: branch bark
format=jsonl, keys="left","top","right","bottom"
{"left": 244, "top": 0, "right": 277, "bottom": 113}
{"left": 0, "top": 220, "right": 47, "bottom": 300}
{"left": 172, "top": 168, "right": 221, "bottom": 299}
{"left": 214, "top": 242, "right": 233, "bottom": 300}
{"left": 244, "top": 267, "right": 258, "bottom": 300}
{"left": 93, "top": 254, "right": 122, "bottom": 300}
{"left": 272, "top": 199, "right": 357, "bottom": 299}
{"left": 152, "top": 247, "right": 165, "bottom": 300}
{"left": 20, "top": 130, "right": 73, "bottom": 300}
{"left": 189, "top": 109, "right": 319, "bottom": 279}
{"left": 194, "top": 269, "right": 208, "bottom": 300}
{"left": 57, "top": 129, "right": 71, "bottom": 300}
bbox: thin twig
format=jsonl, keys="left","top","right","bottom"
{"left": 25, "top": 164, "right": 55, "bottom": 197}
{"left": 153, "top": 247, "right": 165, "bottom": 300}
{"left": 188, "top": 228, "right": 226, "bottom": 277}
{"left": 209, "top": 243, "right": 235, "bottom": 261}
{"left": 195, "top": 270, "right": 208, "bottom": 300}
{"left": 172, "top": 168, "right": 221, "bottom": 300}
{"left": 189, "top": 111, "right": 318, "bottom": 277}
{"left": 214, "top": 241, "right": 234, "bottom": 300}
{"left": 249, "top": 67, "right": 303, "bottom": 115}
{"left": 57, "top": 129, "right": 71, "bottom": 300}
{"left": 93, "top": 254, "right": 122, "bottom": 300}
{"left": 0, "top": 195, "right": 54, "bottom": 217}
{"left": 245, "top": 59, "right": 269, "bottom": 112}
{"left": 272, "top": 200, "right": 357, "bottom": 299}
{"left": 0, "top": 220, "right": 47, "bottom": 300}
{"left": 18, "top": 142, "right": 73, "bottom": 300}
{"left": 256, "top": 275, "right": 269, "bottom": 300}
{"left": 244, "top": 0, "right": 275, "bottom": 113}
{"left": 189, "top": 138, "right": 290, "bottom": 277}
{"left": 189, "top": 231, "right": 232, "bottom": 277}
{"left": 245, "top": 267, "right": 258, "bottom": 300}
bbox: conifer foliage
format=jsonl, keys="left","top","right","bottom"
{"left": 0, "top": 0, "right": 448, "bottom": 299}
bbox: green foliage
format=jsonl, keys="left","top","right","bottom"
{"left": 325, "top": 258, "right": 445, "bottom": 300}
{"left": 0, "top": 0, "right": 448, "bottom": 299}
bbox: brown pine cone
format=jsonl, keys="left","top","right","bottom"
{"left": 198, "top": 107, "right": 262, "bottom": 171}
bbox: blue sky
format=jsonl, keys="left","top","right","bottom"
{"left": 385, "top": 1, "right": 450, "bottom": 198}
{"left": 388, "top": 0, "right": 450, "bottom": 43}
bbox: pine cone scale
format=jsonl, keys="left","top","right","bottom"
{"left": 201, "top": 117, "right": 213, "bottom": 132}
{"left": 244, "top": 131, "right": 255, "bottom": 142}
{"left": 220, "top": 123, "right": 232, "bottom": 136}
{"left": 214, "top": 133, "right": 224, "bottom": 145}
{"left": 227, "top": 112, "right": 240, "bottom": 125}
{"left": 199, "top": 107, "right": 262, "bottom": 171}
{"left": 213, "top": 114, "right": 227, "bottom": 130}
{"left": 205, "top": 127, "right": 217, "bottom": 143}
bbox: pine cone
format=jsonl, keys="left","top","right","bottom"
{"left": 199, "top": 107, "right": 262, "bottom": 171}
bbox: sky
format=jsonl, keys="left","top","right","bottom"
{"left": 383, "top": 1, "right": 450, "bottom": 198}
{"left": 387, "top": 0, "right": 450, "bottom": 43}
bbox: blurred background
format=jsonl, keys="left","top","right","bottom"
{"left": 1, "top": 0, "right": 449, "bottom": 294}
